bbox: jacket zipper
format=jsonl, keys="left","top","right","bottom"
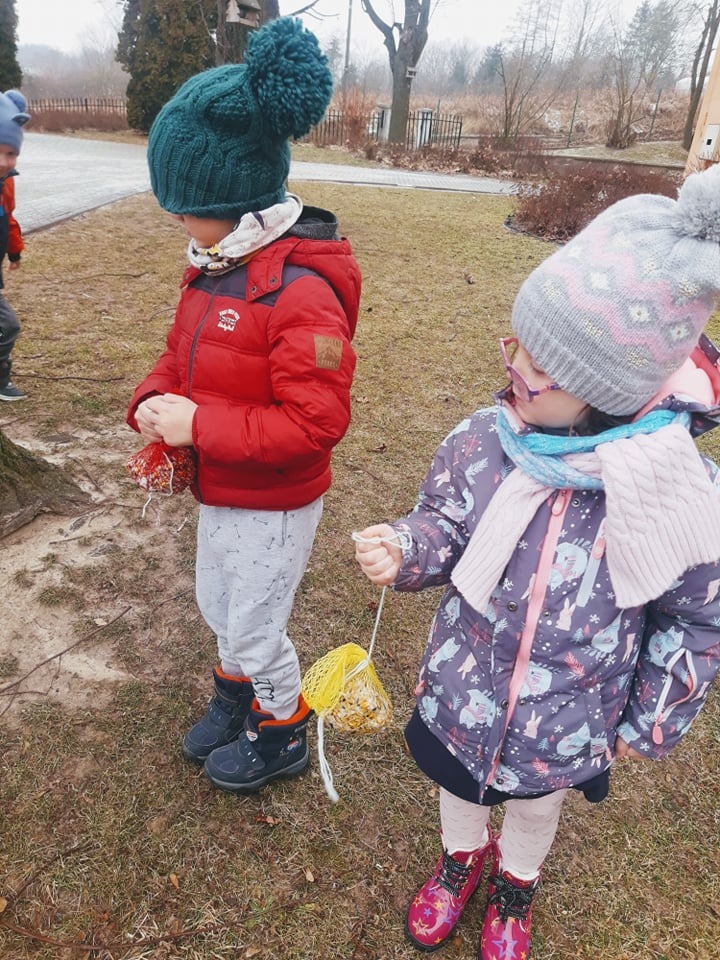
{"left": 187, "top": 292, "right": 215, "bottom": 391}
{"left": 487, "top": 488, "right": 571, "bottom": 787}
{"left": 651, "top": 648, "right": 698, "bottom": 745}
{"left": 186, "top": 292, "right": 215, "bottom": 504}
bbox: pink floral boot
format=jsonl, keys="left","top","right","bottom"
{"left": 406, "top": 833, "right": 493, "bottom": 952}
{"left": 478, "top": 851, "right": 539, "bottom": 960}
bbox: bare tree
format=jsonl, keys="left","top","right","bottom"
{"left": 491, "top": 0, "right": 606, "bottom": 143}
{"left": 605, "top": 0, "right": 681, "bottom": 148}
{"left": 215, "top": 1, "right": 323, "bottom": 64}
{"left": 682, "top": 0, "right": 720, "bottom": 150}
{"left": 360, "top": 0, "right": 434, "bottom": 144}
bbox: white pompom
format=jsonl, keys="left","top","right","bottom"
{"left": 674, "top": 163, "right": 720, "bottom": 242}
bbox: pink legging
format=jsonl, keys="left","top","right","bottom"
{"left": 439, "top": 786, "right": 568, "bottom": 881}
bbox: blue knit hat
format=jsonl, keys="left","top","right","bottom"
{"left": 147, "top": 17, "right": 332, "bottom": 220}
{"left": 0, "top": 90, "right": 30, "bottom": 153}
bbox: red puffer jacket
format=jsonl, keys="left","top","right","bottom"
{"left": 0, "top": 174, "right": 23, "bottom": 287}
{"left": 128, "top": 219, "right": 360, "bottom": 510}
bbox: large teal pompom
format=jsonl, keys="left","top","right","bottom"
{"left": 246, "top": 17, "right": 333, "bottom": 140}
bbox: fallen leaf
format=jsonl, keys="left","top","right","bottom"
{"left": 305, "top": 867, "right": 315, "bottom": 882}
{"left": 169, "top": 873, "right": 180, "bottom": 889}
{"left": 256, "top": 814, "right": 280, "bottom": 825}
{"left": 0, "top": 897, "right": 7, "bottom": 914}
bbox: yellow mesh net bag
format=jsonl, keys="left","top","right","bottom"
{"left": 302, "top": 587, "right": 392, "bottom": 802}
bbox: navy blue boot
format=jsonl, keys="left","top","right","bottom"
{"left": 182, "top": 668, "right": 254, "bottom": 763}
{"left": 203, "top": 696, "right": 311, "bottom": 793}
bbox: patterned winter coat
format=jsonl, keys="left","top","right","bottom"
{"left": 391, "top": 339, "right": 720, "bottom": 799}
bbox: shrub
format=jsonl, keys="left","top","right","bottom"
{"left": 30, "top": 109, "right": 130, "bottom": 133}
{"left": 511, "top": 162, "right": 682, "bottom": 243}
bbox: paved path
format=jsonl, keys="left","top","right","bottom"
{"left": 14, "top": 132, "right": 515, "bottom": 234}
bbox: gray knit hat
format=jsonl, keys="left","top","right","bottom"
{"left": 511, "top": 163, "right": 720, "bottom": 415}
{"left": 147, "top": 17, "right": 332, "bottom": 220}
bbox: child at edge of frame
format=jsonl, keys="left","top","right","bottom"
{"left": 0, "top": 89, "right": 30, "bottom": 402}
{"left": 126, "top": 17, "right": 360, "bottom": 794}
{"left": 355, "top": 163, "right": 720, "bottom": 959}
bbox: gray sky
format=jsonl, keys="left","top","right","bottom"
{"left": 16, "top": 0, "right": 642, "bottom": 56}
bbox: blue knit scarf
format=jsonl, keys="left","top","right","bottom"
{"left": 495, "top": 405, "right": 688, "bottom": 490}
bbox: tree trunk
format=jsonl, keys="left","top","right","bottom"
{"left": 683, "top": 85, "right": 705, "bottom": 152}
{"left": 0, "top": 430, "right": 88, "bottom": 539}
{"left": 388, "top": 49, "right": 413, "bottom": 144}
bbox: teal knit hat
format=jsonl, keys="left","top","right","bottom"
{"left": 147, "top": 17, "right": 332, "bottom": 219}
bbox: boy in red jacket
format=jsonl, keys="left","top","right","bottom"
{"left": 0, "top": 89, "right": 30, "bottom": 401}
{"left": 127, "top": 18, "right": 360, "bottom": 793}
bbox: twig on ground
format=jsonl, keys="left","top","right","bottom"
{"left": 22, "top": 374, "right": 125, "bottom": 382}
{"left": 66, "top": 456, "right": 105, "bottom": 493}
{"left": 0, "top": 606, "right": 132, "bottom": 697}
{"left": 3, "top": 843, "right": 93, "bottom": 908}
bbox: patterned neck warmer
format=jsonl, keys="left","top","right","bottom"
{"left": 187, "top": 193, "right": 303, "bottom": 274}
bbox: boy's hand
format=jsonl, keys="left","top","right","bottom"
{"left": 7, "top": 260, "right": 20, "bottom": 271}
{"left": 614, "top": 736, "right": 645, "bottom": 761}
{"left": 135, "top": 397, "right": 165, "bottom": 442}
{"left": 354, "top": 523, "right": 403, "bottom": 586}
{"left": 153, "top": 394, "right": 198, "bottom": 447}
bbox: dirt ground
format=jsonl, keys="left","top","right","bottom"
{"left": 0, "top": 421, "right": 195, "bottom": 727}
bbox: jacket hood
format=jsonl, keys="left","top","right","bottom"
{"left": 289, "top": 205, "right": 340, "bottom": 241}
{"left": 635, "top": 333, "right": 720, "bottom": 438}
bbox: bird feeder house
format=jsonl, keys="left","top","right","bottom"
{"left": 226, "top": 0, "right": 261, "bottom": 27}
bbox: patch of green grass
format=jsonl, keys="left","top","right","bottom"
{"left": 551, "top": 139, "right": 688, "bottom": 167}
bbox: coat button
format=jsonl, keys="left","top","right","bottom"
{"left": 571, "top": 498, "right": 580, "bottom": 507}
{"left": 500, "top": 698, "right": 509, "bottom": 709}
{"left": 250, "top": 284, "right": 257, "bottom": 294}
{"left": 507, "top": 601, "right": 518, "bottom": 612}
{"left": 269, "top": 276, "right": 278, "bottom": 285}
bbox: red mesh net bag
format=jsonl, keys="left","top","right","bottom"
{"left": 125, "top": 442, "right": 196, "bottom": 495}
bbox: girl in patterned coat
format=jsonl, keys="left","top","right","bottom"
{"left": 355, "top": 164, "right": 720, "bottom": 960}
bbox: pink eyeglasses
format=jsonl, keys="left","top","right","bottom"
{"left": 499, "top": 337, "right": 560, "bottom": 402}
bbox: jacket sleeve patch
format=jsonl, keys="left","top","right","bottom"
{"left": 314, "top": 334, "right": 343, "bottom": 370}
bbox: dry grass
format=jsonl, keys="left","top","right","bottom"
{"left": 0, "top": 184, "right": 718, "bottom": 960}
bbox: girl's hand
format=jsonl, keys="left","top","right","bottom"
{"left": 153, "top": 393, "right": 198, "bottom": 447}
{"left": 614, "top": 736, "right": 645, "bottom": 761}
{"left": 354, "top": 523, "right": 403, "bottom": 586}
{"left": 135, "top": 397, "right": 164, "bottom": 443}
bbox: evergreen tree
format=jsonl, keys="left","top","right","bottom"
{"left": 0, "top": 0, "right": 22, "bottom": 91}
{"left": 117, "top": 0, "right": 217, "bottom": 133}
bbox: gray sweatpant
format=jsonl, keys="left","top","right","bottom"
{"left": 195, "top": 498, "right": 323, "bottom": 719}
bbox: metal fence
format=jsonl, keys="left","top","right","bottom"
{"left": 404, "top": 110, "right": 463, "bottom": 151}
{"left": 28, "top": 97, "right": 128, "bottom": 116}
{"left": 310, "top": 108, "right": 463, "bottom": 151}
